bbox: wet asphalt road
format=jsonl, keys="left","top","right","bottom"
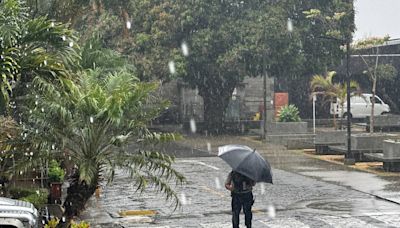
{"left": 79, "top": 135, "right": 400, "bottom": 227}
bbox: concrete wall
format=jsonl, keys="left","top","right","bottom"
{"left": 266, "top": 122, "right": 308, "bottom": 135}
{"left": 383, "top": 140, "right": 400, "bottom": 158}
{"left": 349, "top": 133, "right": 400, "bottom": 151}
{"left": 314, "top": 130, "right": 346, "bottom": 144}
{"left": 163, "top": 76, "right": 275, "bottom": 123}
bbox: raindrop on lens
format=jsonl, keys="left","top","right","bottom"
{"left": 287, "top": 18, "right": 293, "bottom": 32}
{"left": 126, "top": 21, "right": 132, "bottom": 29}
{"left": 181, "top": 42, "right": 189, "bottom": 56}
{"left": 190, "top": 118, "right": 196, "bottom": 133}
{"left": 215, "top": 177, "right": 221, "bottom": 189}
{"left": 260, "top": 183, "right": 266, "bottom": 195}
{"left": 179, "top": 192, "right": 187, "bottom": 205}
{"left": 267, "top": 204, "right": 276, "bottom": 218}
{"left": 168, "top": 61, "right": 176, "bottom": 74}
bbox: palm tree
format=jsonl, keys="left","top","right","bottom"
{"left": 16, "top": 69, "right": 184, "bottom": 217}
{"left": 0, "top": 0, "right": 80, "bottom": 115}
{"left": 310, "top": 71, "right": 360, "bottom": 129}
{"left": 310, "top": 71, "right": 340, "bottom": 129}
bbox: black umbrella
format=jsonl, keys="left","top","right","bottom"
{"left": 218, "top": 144, "right": 273, "bottom": 183}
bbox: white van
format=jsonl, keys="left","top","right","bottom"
{"left": 330, "top": 93, "right": 390, "bottom": 118}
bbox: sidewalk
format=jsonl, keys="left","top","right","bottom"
{"left": 177, "top": 134, "right": 400, "bottom": 205}
{"left": 78, "top": 134, "right": 400, "bottom": 227}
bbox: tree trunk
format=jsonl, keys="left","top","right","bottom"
{"left": 121, "top": 8, "right": 130, "bottom": 38}
{"left": 203, "top": 96, "right": 227, "bottom": 135}
{"left": 370, "top": 47, "right": 379, "bottom": 133}
{"left": 370, "top": 79, "right": 376, "bottom": 133}
{"left": 63, "top": 172, "right": 97, "bottom": 218}
{"left": 201, "top": 86, "right": 233, "bottom": 135}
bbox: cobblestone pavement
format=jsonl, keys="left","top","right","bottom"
{"left": 79, "top": 135, "right": 400, "bottom": 227}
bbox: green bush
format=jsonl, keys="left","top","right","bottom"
{"left": 278, "top": 105, "right": 301, "bottom": 122}
{"left": 8, "top": 186, "right": 37, "bottom": 199}
{"left": 19, "top": 189, "right": 49, "bottom": 209}
{"left": 48, "top": 160, "right": 65, "bottom": 183}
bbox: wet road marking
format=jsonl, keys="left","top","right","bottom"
{"left": 200, "top": 185, "right": 227, "bottom": 198}
{"left": 178, "top": 160, "right": 220, "bottom": 170}
{"left": 258, "top": 218, "right": 310, "bottom": 227}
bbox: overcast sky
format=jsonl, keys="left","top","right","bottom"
{"left": 354, "top": 0, "right": 400, "bottom": 41}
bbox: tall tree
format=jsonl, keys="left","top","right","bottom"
{"left": 296, "top": 0, "right": 355, "bottom": 118}
{"left": 173, "top": 0, "right": 302, "bottom": 133}
{"left": 352, "top": 37, "right": 397, "bottom": 132}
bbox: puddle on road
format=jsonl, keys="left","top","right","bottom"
{"left": 299, "top": 170, "right": 389, "bottom": 194}
{"left": 299, "top": 170, "right": 400, "bottom": 205}
{"left": 291, "top": 197, "right": 400, "bottom": 216}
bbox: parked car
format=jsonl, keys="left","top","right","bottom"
{"left": 330, "top": 93, "right": 390, "bottom": 118}
{"left": 0, "top": 197, "right": 39, "bottom": 228}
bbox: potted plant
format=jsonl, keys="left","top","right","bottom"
{"left": 48, "top": 160, "right": 65, "bottom": 204}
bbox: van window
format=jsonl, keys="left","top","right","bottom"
{"left": 373, "top": 96, "right": 382, "bottom": 104}
{"left": 350, "top": 96, "right": 367, "bottom": 103}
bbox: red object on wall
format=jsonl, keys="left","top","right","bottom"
{"left": 274, "top": 92, "right": 289, "bottom": 118}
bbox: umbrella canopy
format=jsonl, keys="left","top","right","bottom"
{"left": 218, "top": 144, "right": 273, "bottom": 183}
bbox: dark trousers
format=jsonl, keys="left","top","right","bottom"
{"left": 231, "top": 192, "right": 254, "bottom": 228}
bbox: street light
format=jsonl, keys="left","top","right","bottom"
{"left": 316, "top": 36, "right": 355, "bottom": 165}
{"left": 344, "top": 40, "right": 355, "bottom": 165}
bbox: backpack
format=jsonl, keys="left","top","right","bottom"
{"left": 232, "top": 171, "right": 252, "bottom": 192}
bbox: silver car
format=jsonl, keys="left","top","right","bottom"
{"left": 0, "top": 197, "right": 38, "bottom": 228}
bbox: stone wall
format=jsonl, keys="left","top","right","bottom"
{"left": 161, "top": 76, "right": 275, "bottom": 123}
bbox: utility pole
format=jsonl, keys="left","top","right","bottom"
{"left": 344, "top": 40, "right": 355, "bottom": 165}
{"left": 263, "top": 69, "right": 267, "bottom": 139}
{"left": 344, "top": 0, "right": 355, "bottom": 165}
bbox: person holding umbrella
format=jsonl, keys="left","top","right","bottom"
{"left": 225, "top": 171, "right": 256, "bottom": 228}
{"left": 219, "top": 144, "right": 273, "bottom": 228}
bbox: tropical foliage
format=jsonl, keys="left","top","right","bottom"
{"left": 310, "top": 71, "right": 360, "bottom": 129}
{"left": 13, "top": 68, "right": 184, "bottom": 216}
{"left": 0, "top": 0, "right": 80, "bottom": 115}
{"left": 2, "top": 0, "right": 185, "bottom": 218}
{"left": 278, "top": 105, "right": 301, "bottom": 122}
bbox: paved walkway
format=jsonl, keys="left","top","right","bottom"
{"left": 78, "top": 135, "right": 400, "bottom": 227}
